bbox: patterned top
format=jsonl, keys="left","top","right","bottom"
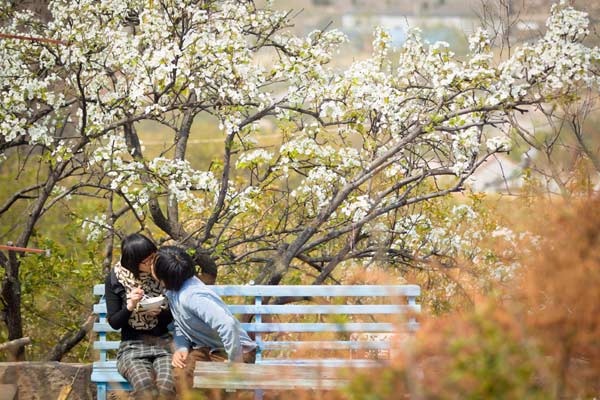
{"left": 113, "top": 262, "right": 165, "bottom": 330}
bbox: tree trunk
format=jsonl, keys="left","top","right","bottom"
{"left": 1, "top": 166, "right": 63, "bottom": 361}
{"left": 1, "top": 251, "right": 24, "bottom": 360}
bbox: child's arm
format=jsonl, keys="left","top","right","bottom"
{"left": 172, "top": 321, "right": 192, "bottom": 368}
{"left": 173, "top": 321, "right": 192, "bottom": 352}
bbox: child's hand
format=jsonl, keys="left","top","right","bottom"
{"left": 172, "top": 350, "right": 188, "bottom": 368}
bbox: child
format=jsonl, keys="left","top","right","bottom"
{"left": 152, "top": 245, "right": 256, "bottom": 393}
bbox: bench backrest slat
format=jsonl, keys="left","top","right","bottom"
{"left": 212, "top": 285, "right": 420, "bottom": 297}
{"left": 93, "top": 341, "right": 120, "bottom": 350}
{"left": 94, "top": 322, "right": 118, "bottom": 333}
{"left": 260, "top": 341, "right": 391, "bottom": 350}
{"left": 241, "top": 322, "right": 397, "bottom": 333}
{"left": 92, "top": 340, "right": 392, "bottom": 351}
{"left": 93, "top": 283, "right": 421, "bottom": 298}
{"left": 93, "top": 303, "right": 421, "bottom": 315}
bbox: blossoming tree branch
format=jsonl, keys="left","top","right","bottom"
{"left": 1, "top": 0, "right": 599, "bottom": 358}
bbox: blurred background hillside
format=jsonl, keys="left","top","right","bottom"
{"left": 18, "top": 0, "right": 600, "bottom": 61}
{"left": 255, "top": 0, "right": 600, "bottom": 61}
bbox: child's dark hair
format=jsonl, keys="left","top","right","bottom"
{"left": 154, "top": 246, "right": 196, "bottom": 290}
{"left": 120, "top": 233, "right": 157, "bottom": 277}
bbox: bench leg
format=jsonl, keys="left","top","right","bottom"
{"left": 96, "top": 383, "right": 107, "bottom": 400}
{"left": 254, "top": 389, "right": 264, "bottom": 400}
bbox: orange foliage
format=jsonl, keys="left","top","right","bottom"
{"left": 515, "top": 198, "right": 600, "bottom": 397}
{"left": 194, "top": 198, "right": 600, "bottom": 399}
{"left": 335, "top": 198, "right": 599, "bottom": 399}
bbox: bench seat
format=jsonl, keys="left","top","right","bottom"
{"left": 92, "top": 284, "right": 420, "bottom": 400}
{"left": 193, "top": 361, "right": 376, "bottom": 390}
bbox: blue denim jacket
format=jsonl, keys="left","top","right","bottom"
{"left": 166, "top": 276, "right": 256, "bottom": 361}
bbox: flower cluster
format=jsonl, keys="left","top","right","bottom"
{"left": 390, "top": 204, "right": 523, "bottom": 284}
{"left": 82, "top": 214, "right": 111, "bottom": 242}
{"left": 340, "top": 195, "right": 372, "bottom": 223}
{"left": 149, "top": 157, "right": 219, "bottom": 214}
{"left": 236, "top": 149, "right": 273, "bottom": 169}
{"left": 1, "top": 0, "right": 598, "bottom": 294}
{"left": 291, "top": 166, "right": 346, "bottom": 215}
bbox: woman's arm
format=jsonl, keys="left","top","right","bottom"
{"left": 105, "top": 273, "right": 133, "bottom": 330}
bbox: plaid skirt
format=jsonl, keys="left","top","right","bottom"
{"left": 117, "top": 337, "right": 175, "bottom": 399}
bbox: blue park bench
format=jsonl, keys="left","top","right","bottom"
{"left": 92, "top": 283, "right": 420, "bottom": 400}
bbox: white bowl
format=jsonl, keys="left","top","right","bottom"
{"left": 139, "top": 295, "right": 166, "bottom": 310}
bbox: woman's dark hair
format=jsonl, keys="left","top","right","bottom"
{"left": 154, "top": 246, "right": 196, "bottom": 291}
{"left": 120, "top": 233, "right": 157, "bottom": 277}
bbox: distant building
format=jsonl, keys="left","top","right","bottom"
{"left": 312, "top": 0, "right": 482, "bottom": 16}
{"left": 341, "top": 13, "right": 478, "bottom": 44}
{"left": 467, "top": 154, "right": 527, "bottom": 194}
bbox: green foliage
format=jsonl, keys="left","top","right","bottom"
{"left": 333, "top": 304, "right": 548, "bottom": 400}
{"left": 440, "top": 312, "right": 546, "bottom": 400}
{"left": 0, "top": 157, "right": 105, "bottom": 361}
{"left": 343, "top": 368, "right": 407, "bottom": 400}
{"left": 15, "top": 230, "right": 104, "bottom": 361}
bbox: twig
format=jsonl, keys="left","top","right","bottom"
{"left": 0, "top": 245, "right": 50, "bottom": 256}
{"left": 0, "top": 33, "right": 69, "bottom": 46}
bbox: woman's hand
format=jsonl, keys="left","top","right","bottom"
{"left": 126, "top": 287, "right": 144, "bottom": 311}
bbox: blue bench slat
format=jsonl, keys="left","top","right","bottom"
{"left": 228, "top": 304, "right": 419, "bottom": 314}
{"left": 94, "top": 323, "right": 118, "bottom": 333}
{"left": 194, "top": 377, "right": 343, "bottom": 390}
{"left": 93, "top": 304, "right": 106, "bottom": 314}
{"left": 241, "top": 322, "right": 395, "bottom": 332}
{"left": 193, "top": 362, "right": 348, "bottom": 390}
{"left": 93, "top": 358, "right": 382, "bottom": 368}
{"left": 193, "top": 362, "right": 352, "bottom": 391}
{"left": 257, "top": 359, "right": 386, "bottom": 367}
{"left": 91, "top": 371, "right": 128, "bottom": 383}
{"left": 93, "top": 361, "right": 118, "bottom": 369}
{"left": 93, "top": 303, "right": 420, "bottom": 315}
{"left": 94, "top": 321, "right": 398, "bottom": 333}
{"left": 93, "top": 284, "right": 105, "bottom": 296}
{"left": 94, "top": 284, "right": 420, "bottom": 297}
{"left": 93, "top": 341, "right": 121, "bottom": 350}
{"left": 92, "top": 339, "right": 390, "bottom": 351}
{"left": 210, "top": 285, "right": 419, "bottom": 297}
{"left": 261, "top": 341, "right": 390, "bottom": 350}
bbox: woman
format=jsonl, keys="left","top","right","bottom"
{"left": 105, "top": 233, "right": 175, "bottom": 400}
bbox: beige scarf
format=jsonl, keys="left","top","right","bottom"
{"left": 113, "top": 262, "right": 165, "bottom": 330}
